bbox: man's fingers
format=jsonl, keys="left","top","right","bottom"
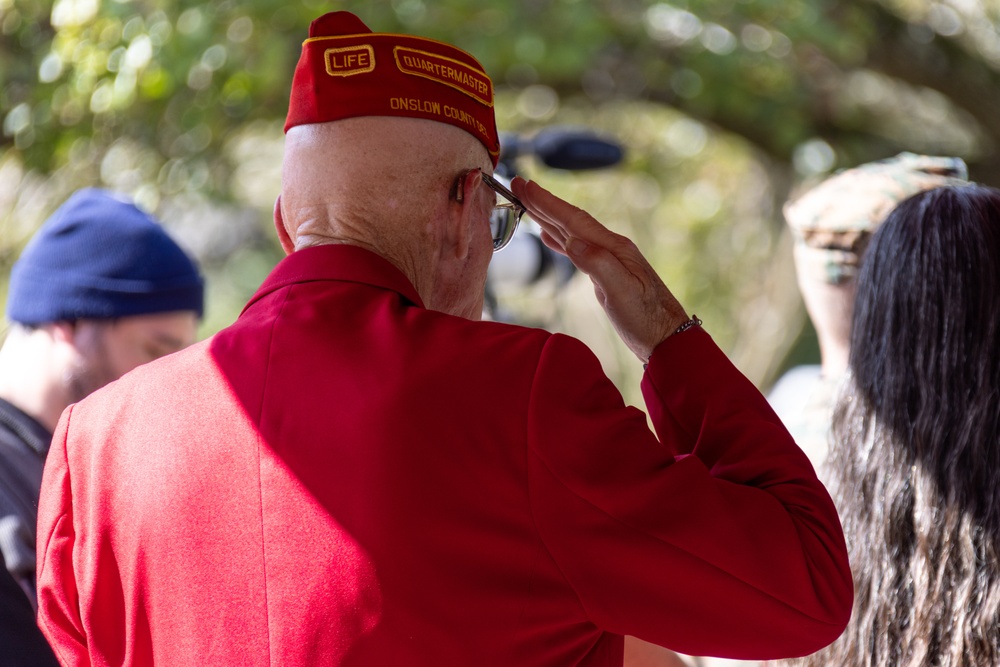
{"left": 513, "top": 178, "right": 615, "bottom": 247}
{"left": 513, "top": 176, "right": 644, "bottom": 289}
{"left": 536, "top": 216, "right": 569, "bottom": 249}
{"left": 538, "top": 218, "right": 621, "bottom": 284}
{"left": 540, "top": 223, "right": 630, "bottom": 303}
{"left": 538, "top": 229, "right": 568, "bottom": 255}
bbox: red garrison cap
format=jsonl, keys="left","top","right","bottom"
{"left": 285, "top": 11, "right": 500, "bottom": 165}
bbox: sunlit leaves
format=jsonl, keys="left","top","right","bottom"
{"left": 2, "top": 0, "right": 1000, "bottom": 381}
{"left": 1, "top": 0, "right": 309, "bottom": 188}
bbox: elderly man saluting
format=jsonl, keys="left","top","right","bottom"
{"left": 35, "top": 11, "right": 851, "bottom": 667}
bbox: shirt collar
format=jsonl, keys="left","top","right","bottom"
{"left": 242, "top": 244, "right": 425, "bottom": 315}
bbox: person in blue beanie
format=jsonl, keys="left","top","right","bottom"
{"left": 0, "top": 188, "right": 204, "bottom": 666}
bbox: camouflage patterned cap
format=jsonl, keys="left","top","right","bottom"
{"left": 784, "top": 152, "right": 968, "bottom": 284}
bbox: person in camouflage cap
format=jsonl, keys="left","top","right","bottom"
{"left": 768, "top": 153, "right": 968, "bottom": 467}
{"left": 785, "top": 152, "right": 969, "bottom": 285}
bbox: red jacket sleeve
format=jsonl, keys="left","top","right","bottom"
{"left": 525, "top": 328, "right": 852, "bottom": 660}
{"left": 35, "top": 405, "right": 90, "bottom": 667}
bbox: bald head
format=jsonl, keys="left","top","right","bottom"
{"left": 279, "top": 116, "right": 490, "bottom": 251}
{"left": 276, "top": 116, "right": 496, "bottom": 319}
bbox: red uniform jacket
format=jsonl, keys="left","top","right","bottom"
{"left": 37, "top": 245, "right": 851, "bottom": 666}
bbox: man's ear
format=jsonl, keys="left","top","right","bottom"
{"left": 49, "top": 321, "right": 76, "bottom": 345}
{"left": 273, "top": 196, "right": 295, "bottom": 255}
{"left": 50, "top": 320, "right": 92, "bottom": 358}
{"left": 449, "top": 170, "right": 483, "bottom": 260}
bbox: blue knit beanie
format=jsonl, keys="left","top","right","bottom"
{"left": 6, "top": 188, "right": 204, "bottom": 325}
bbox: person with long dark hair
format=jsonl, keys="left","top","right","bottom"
{"left": 787, "top": 184, "right": 1000, "bottom": 666}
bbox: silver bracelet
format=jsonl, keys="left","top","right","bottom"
{"left": 671, "top": 314, "right": 702, "bottom": 337}
{"left": 644, "top": 315, "right": 703, "bottom": 369}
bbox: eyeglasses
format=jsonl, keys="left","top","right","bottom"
{"left": 453, "top": 170, "right": 526, "bottom": 252}
{"left": 480, "top": 172, "right": 526, "bottom": 252}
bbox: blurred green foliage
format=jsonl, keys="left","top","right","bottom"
{"left": 2, "top": 0, "right": 999, "bottom": 398}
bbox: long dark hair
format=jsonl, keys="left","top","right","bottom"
{"left": 790, "top": 184, "right": 1000, "bottom": 666}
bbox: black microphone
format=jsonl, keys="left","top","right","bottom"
{"left": 497, "top": 127, "right": 624, "bottom": 176}
{"left": 530, "top": 127, "right": 624, "bottom": 171}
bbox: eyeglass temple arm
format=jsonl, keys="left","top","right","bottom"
{"left": 481, "top": 172, "right": 525, "bottom": 209}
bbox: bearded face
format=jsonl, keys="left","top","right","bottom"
{"left": 63, "top": 312, "right": 199, "bottom": 403}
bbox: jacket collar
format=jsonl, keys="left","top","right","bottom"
{"left": 0, "top": 398, "right": 52, "bottom": 458}
{"left": 242, "top": 244, "right": 425, "bottom": 315}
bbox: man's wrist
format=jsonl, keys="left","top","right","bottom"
{"left": 644, "top": 315, "right": 703, "bottom": 369}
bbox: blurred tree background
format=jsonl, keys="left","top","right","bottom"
{"left": 2, "top": 0, "right": 997, "bottom": 405}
